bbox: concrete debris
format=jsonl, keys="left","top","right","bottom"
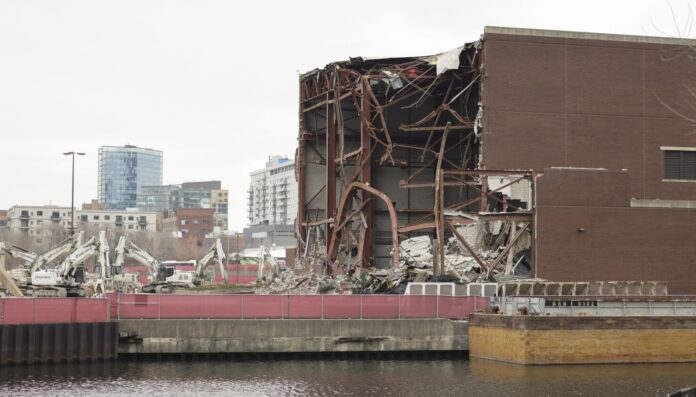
{"left": 259, "top": 219, "right": 533, "bottom": 295}
{"left": 255, "top": 271, "right": 351, "bottom": 295}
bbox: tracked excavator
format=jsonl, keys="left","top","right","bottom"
{"left": 8, "top": 232, "right": 84, "bottom": 287}
{"left": 0, "top": 241, "right": 38, "bottom": 296}
{"left": 122, "top": 238, "right": 227, "bottom": 293}
{"left": 29, "top": 231, "right": 108, "bottom": 297}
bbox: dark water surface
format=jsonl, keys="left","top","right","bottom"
{"left": 1, "top": 358, "right": 695, "bottom": 396}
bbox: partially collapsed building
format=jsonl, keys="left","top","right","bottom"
{"left": 296, "top": 27, "right": 696, "bottom": 293}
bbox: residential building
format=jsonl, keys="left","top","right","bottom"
{"left": 210, "top": 189, "right": 229, "bottom": 230}
{"left": 177, "top": 208, "right": 214, "bottom": 240}
{"left": 243, "top": 223, "right": 295, "bottom": 249}
{"left": 136, "top": 184, "right": 181, "bottom": 213}
{"left": 98, "top": 145, "right": 163, "bottom": 210}
{"left": 180, "top": 181, "right": 228, "bottom": 230}
{"left": 247, "top": 155, "right": 297, "bottom": 226}
{"left": 76, "top": 208, "right": 158, "bottom": 232}
{"left": 158, "top": 212, "right": 179, "bottom": 235}
{"left": 81, "top": 199, "right": 105, "bottom": 210}
{"left": 297, "top": 26, "right": 696, "bottom": 292}
{"left": 7, "top": 205, "right": 72, "bottom": 235}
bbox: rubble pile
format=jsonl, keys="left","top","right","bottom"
{"left": 256, "top": 221, "right": 533, "bottom": 295}
{"left": 255, "top": 271, "right": 351, "bottom": 295}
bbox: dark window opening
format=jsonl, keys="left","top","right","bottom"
{"left": 665, "top": 150, "right": 696, "bottom": 180}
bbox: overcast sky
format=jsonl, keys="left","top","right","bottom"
{"left": 0, "top": 0, "right": 689, "bottom": 230}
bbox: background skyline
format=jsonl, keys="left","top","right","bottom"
{"left": 0, "top": 0, "right": 689, "bottom": 230}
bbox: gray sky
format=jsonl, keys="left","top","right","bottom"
{"left": 0, "top": 0, "right": 687, "bottom": 230}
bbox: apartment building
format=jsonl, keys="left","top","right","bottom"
{"left": 76, "top": 208, "right": 158, "bottom": 232}
{"left": 247, "top": 155, "right": 297, "bottom": 226}
{"left": 6, "top": 205, "right": 73, "bottom": 235}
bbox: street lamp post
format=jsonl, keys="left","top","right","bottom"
{"left": 63, "top": 151, "right": 85, "bottom": 235}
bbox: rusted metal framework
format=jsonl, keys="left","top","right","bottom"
{"left": 297, "top": 41, "right": 535, "bottom": 279}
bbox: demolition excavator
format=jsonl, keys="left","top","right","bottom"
{"left": 122, "top": 238, "right": 227, "bottom": 293}
{"left": 29, "top": 231, "right": 108, "bottom": 297}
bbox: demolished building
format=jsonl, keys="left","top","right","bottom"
{"left": 296, "top": 26, "right": 696, "bottom": 293}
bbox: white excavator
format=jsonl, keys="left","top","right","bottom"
{"left": 8, "top": 232, "right": 84, "bottom": 288}
{"left": 0, "top": 241, "right": 38, "bottom": 296}
{"left": 96, "top": 236, "right": 143, "bottom": 294}
{"left": 30, "top": 231, "right": 108, "bottom": 297}
{"left": 257, "top": 245, "right": 279, "bottom": 282}
{"left": 125, "top": 238, "right": 227, "bottom": 293}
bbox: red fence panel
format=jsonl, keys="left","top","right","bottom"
{"left": 241, "top": 295, "right": 283, "bottom": 318}
{"left": 0, "top": 298, "right": 109, "bottom": 324}
{"left": 399, "top": 295, "right": 438, "bottom": 318}
{"left": 201, "top": 295, "right": 243, "bottom": 318}
{"left": 322, "top": 295, "right": 362, "bottom": 319}
{"left": 286, "top": 295, "right": 322, "bottom": 318}
{"left": 159, "top": 295, "right": 203, "bottom": 318}
{"left": 33, "top": 299, "right": 75, "bottom": 323}
{"left": 75, "top": 299, "right": 109, "bottom": 323}
{"left": 117, "top": 294, "right": 159, "bottom": 319}
{"left": 362, "top": 295, "right": 400, "bottom": 318}
{"left": 1, "top": 299, "right": 37, "bottom": 324}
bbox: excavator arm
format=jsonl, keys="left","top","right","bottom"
{"left": 30, "top": 231, "right": 83, "bottom": 272}
{"left": 0, "top": 241, "right": 38, "bottom": 267}
{"left": 195, "top": 238, "right": 227, "bottom": 282}
{"left": 124, "top": 240, "right": 162, "bottom": 280}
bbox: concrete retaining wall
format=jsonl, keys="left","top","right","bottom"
{"left": 118, "top": 319, "right": 468, "bottom": 354}
{"left": 469, "top": 314, "right": 696, "bottom": 365}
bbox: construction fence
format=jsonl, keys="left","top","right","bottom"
{"left": 0, "top": 298, "right": 109, "bottom": 325}
{"left": 111, "top": 294, "right": 489, "bottom": 320}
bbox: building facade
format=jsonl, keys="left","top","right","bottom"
{"left": 242, "top": 223, "right": 295, "bottom": 249}
{"left": 176, "top": 208, "right": 214, "bottom": 240}
{"left": 297, "top": 26, "right": 696, "bottom": 292}
{"left": 98, "top": 145, "right": 163, "bottom": 210}
{"left": 76, "top": 208, "right": 158, "bottom": 232}
{"left": 180, "top": 181, "right": 228, "bottom": 230}
{"left": 7, "top": 205, "right": 72, "bottom": 235}
{"left": 136, "top": 184, "right": 181, "bottom": 213}
{"left": 248, "top": 155, "right": 297, "bottom": 226}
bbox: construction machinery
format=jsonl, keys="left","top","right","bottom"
{"left": 0, "top": 241, "right": 37, "bottom": 296}
{"left": 8, "top": 232, "right": 83, "bottom": 287}
{"left": 126, "top": 238, "right": 227, "bottom": 293}
{"left": 98, "top": 236, "right": 142, "bottom": 293}
{"left": 29, "top": 231, "right": 108, "bottom": 297}
{"left": 257, "top": 245, "right": 279, "bottom": 282}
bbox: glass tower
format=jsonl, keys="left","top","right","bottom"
{"left": 98, "top": 145, "right": 163, "bottom": 210}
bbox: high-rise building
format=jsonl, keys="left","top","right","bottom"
{"left": 247, "top": 155, "right": 297, "bottom": 226}
{"left": 136, "top": 184, "right": 181, "bottom": 213}
{"left": 98, "top": 145, "right": 163, "bottom": 210}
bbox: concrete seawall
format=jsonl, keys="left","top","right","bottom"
{"left": 118, "top": 319, "right": 469, "bottom": 354}
{"left": 469, "top": 314, "right": 696, "bottom": 365}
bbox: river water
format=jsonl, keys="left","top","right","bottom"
{"left": 1, "top": 358, "right": 695, "bottom": 396}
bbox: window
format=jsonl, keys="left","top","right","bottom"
{"left": 128, "top": 216, "right": 134, "bottom": 221}
{"left": 37, "top": 211, "right": 43, "bottom": 216}
{"left": 128, "top": 225, "right": 133, "bottom": 229}
{"left": 105, "top": 215, "right": 110, "bottom": 220}
{"left": 93, "top": 215, "right": 100, "bottom": 220}
{"left": 664, "top": 150, "right": 696, "bottom": 180}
